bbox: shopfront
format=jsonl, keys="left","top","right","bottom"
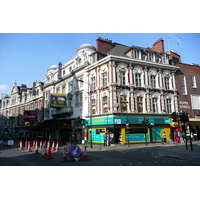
{"left": 86, "top": 115, "right": 171, "bottom": 144}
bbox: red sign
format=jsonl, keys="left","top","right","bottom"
{"left": 126, "top": 123, "right": 129, "bottom": 127}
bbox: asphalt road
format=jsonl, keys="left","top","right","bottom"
{"left": 1, "top": 141, "right": 200, "bottom": 166}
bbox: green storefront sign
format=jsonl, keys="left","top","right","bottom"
{"left": 86, "top": 116, "right": 171, "bottom": 126}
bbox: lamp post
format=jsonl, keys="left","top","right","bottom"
{"left": 123, "top": 100, "right": 129, "bottom": 147}
{"left": 78, "top": 79, "right": 93, "bottom": 148}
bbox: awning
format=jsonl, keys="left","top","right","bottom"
{"left": 189, "top": 118, "right": 200, "bottom": 122}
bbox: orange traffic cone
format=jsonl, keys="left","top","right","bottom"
{"left": 51, "top": 141, "right": 55, "bottom": 151}
{"left": 46, "top": 146, "right": 53, "bottom": 159}
{"left": 55, "top": 141, "right": 59, "bottom": 152}
{"left": 27, "top": 141, "right": 32, "bottom": 152}
{"left": 39, "top": 140, "right": 43, "bottom": 149}
{"left": 83, "top": 146, "right": 89, "bottom": 161}
{"left": 47, "top": 140, "right": 50, "bottom": 150}
{"left": 19, "top": 140, "right": 23, "bottom": 150}
{"left": 61, "top": 149, "right": 68, "bottom": 162}
{"left": 34, "top": 140, "right": 39, "bottom": 154}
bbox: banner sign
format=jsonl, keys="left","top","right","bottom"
{"left": 58, "top": 62, "right": 62, "bottom": 79}
{"left": 24, "top": 110, "right": 37, "bottom": 122}
{"left": 50, "top": 94, "right": 66, "bottom": 108}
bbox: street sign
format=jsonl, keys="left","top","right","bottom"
{"left": 126, "top": 122, "right": 129, "bottom": 127}
{"left": 70, "top": 146, "right": 81, "bottom": 157}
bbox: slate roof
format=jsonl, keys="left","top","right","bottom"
{"left": 107, "top": 45, "right": 130, "bottom": 58}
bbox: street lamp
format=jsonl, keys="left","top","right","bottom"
{"left": 78, "top": 79, "right": 93, "bottom": 148}
{"left": 122, "top": 100, "right": 129, "bottom": 147}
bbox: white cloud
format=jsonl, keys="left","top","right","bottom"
{"left": 0, "top": 84, "right": 7, "bottom": 90}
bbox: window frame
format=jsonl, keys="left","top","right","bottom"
{"left": 102, "top": 96, "right": 108, "bottom": 113}
{"left": 191, "top": 75, "right": 197, "bottom": 88}
{"left": 150, "top": 75, "right": 156, "bottom": 88}
{"left": 164, "top": 77, "right": 170, "bottom": 90}
{"left": 119, "top": 71, "right": 126, "bottom": 85}
{"left": 180, "top": 76, "right": 187, "bottom": 95}
{"left": 135, "top": 73, "right": 142, "bottom": 87}
{"left": 101, "top": 71, "right": 107, "bottom": 88}
{"left": 152, "top": 98, "right": 158, "bottom": 113}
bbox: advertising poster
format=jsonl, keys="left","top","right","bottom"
{"left": 50, "top": 93, "right": 66, "bottom": 108}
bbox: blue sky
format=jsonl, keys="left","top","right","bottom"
{"left": 0, "top": 33, "right": 200, "bottom": 95}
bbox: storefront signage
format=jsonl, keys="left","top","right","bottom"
{"left": 179, "top": 101, "right": 190, "bottom": 108}
{"left": 24, "top": 110, "right": 37, "bottom": 122}
{"left": 50, "top": 94, "right": 66, "bottom": 108}
{"left": 86, "top": 116, "right": 170, "bottom": 126}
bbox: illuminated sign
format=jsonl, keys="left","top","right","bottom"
{"left": 24, "top": 110, "right": 37, "bottom": 122}
{"left": 50, "top": 93, "right": 66, "bottom": 108}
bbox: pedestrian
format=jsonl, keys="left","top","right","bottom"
{"left": 169, "top": 133, "right": 173, "bottom": 144}
{"left": 162, "top": 132, "right": 166, "bottom": 144}
{"left": 191, "top": 132, "right": 194, "bottom": 142}
{"left": 180, "top": 132, "right": 184, "bottom": 144}
{"left": 110, "top": 132, "right": 114, "bottom": 144}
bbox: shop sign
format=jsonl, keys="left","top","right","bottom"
{"left": 50, "top": 93, "right": 66, "bottom": 108}
{"left": 24, "top": 110, "right": 37, "bottom": 122}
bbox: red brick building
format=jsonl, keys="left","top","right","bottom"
{"left": 167, "top": 51, "right": 200, "bottom": 139}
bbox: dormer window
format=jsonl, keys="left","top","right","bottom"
{"left": 134, "top": 49, "right": 140, "bottom": 59}
{"left": 149, "top": 52, "right": 155, "bottom": 62}
{"left": 156, "top": 53, "right": 161, "bottom": 63}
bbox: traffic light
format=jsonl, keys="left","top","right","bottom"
{"left": 185, "top": 112, "right": 189, "bottom": 122}
{"left": 180, "top": 112, "right": 189, "bottom": 123}
{"left": 142, "top": 118, "right": 150, "bottom": 127}
{"left": 171, "top": 112, "right": 177, "bottom": 122}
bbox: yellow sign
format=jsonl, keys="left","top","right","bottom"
{"left": 50, "top": 94, "right": 66, "bottom": 108}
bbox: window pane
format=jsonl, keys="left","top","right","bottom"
{"left": 135, "top": 73, "right": 141, "bottom": 87}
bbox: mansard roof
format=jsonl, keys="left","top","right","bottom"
{"left": 107, "top": 44, "right": 130, "bottom": 58}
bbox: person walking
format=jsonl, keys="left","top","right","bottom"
{"left": 169, "top": 133, "right": 173, "bottom": 144}
{"left": 180, "top": 132, "right": 184, "bottom": 144}
{"left": 162, "top": 132, "right": 166, "bottom": 144}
